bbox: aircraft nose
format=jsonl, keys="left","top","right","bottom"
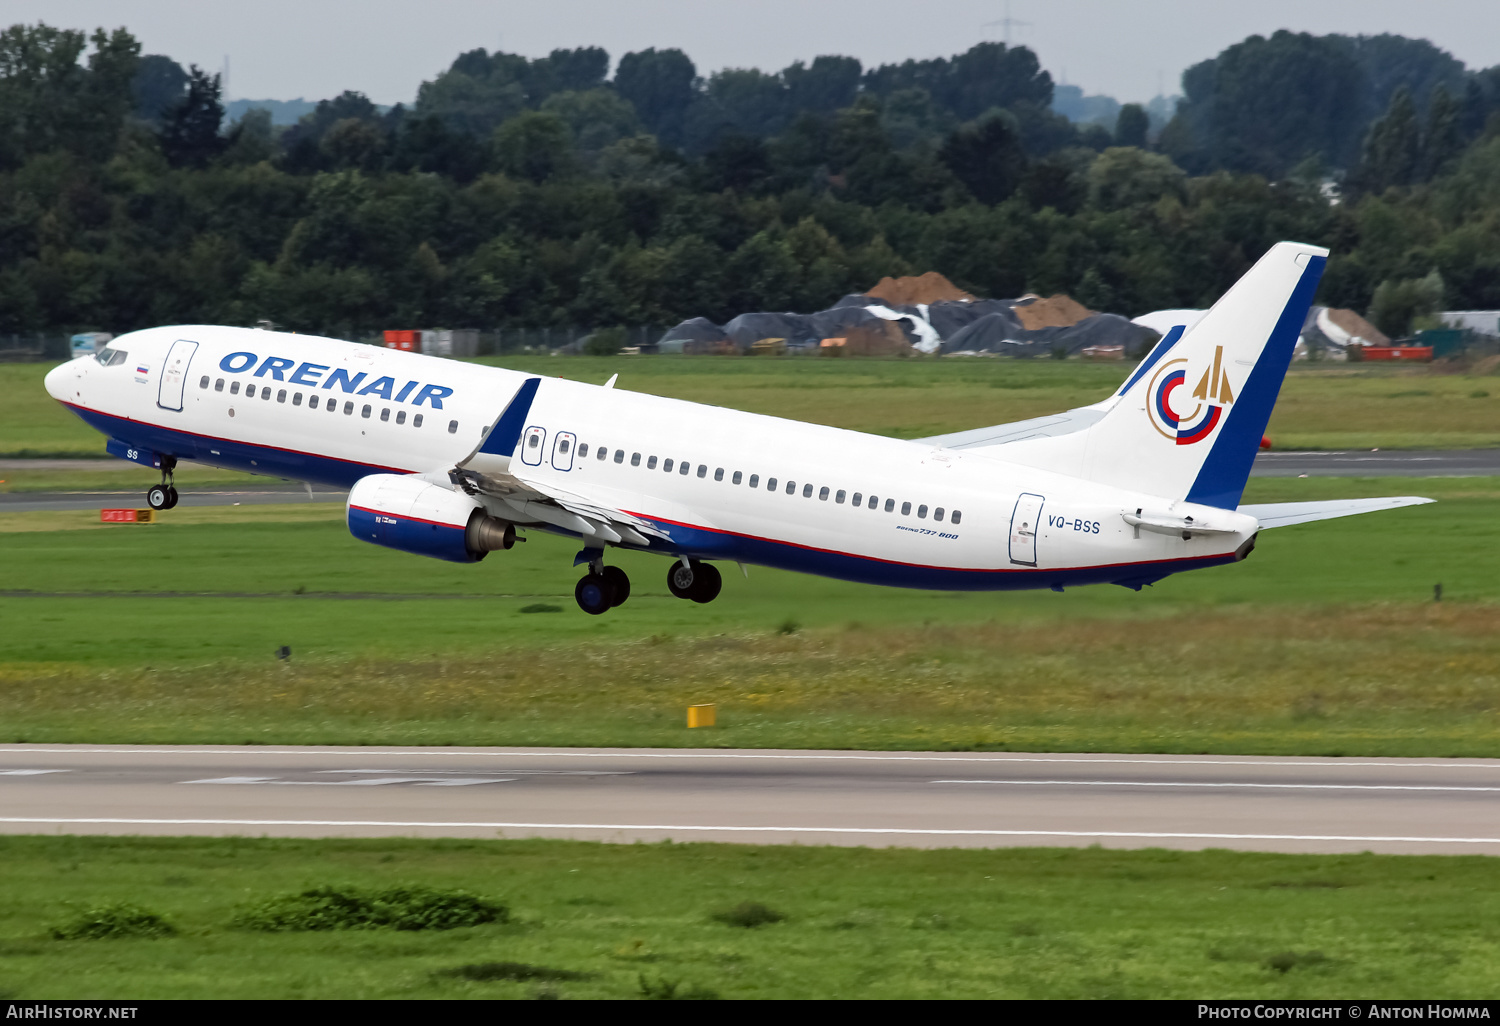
{"left": 44, "top": 359, "right": 76, "bottom": 402}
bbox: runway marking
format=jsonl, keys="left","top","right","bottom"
{"left": 0, "top": 769, "right": 67, "bottom": 776}
{"left": 935, "top": 779, "right": 1500, "bottom": 793}
{"left": 3, "top": 748, "right": 1499, "bottom": 771}
{"left": 1, "top": 817, "right": 1500, "bottom": 846}
{"left": 183, "top": 776, "right": 515, "bottom": 787}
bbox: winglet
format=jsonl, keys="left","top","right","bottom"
{"left": 477, "top": 377, "right": 542, "bottom": 457}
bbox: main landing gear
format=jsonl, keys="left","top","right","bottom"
{"left": 145, "top": 457, "right": 179, "bottom": 511}
{"left": 667, "top": 559, "right": 722, "bottom": 604}
{"left": 575, "top": 563, "right": 631, "bottom": 616}
{"left": 572, "top": 557, "right": 723, "bottom": 615}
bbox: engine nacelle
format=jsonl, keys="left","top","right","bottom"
{"left": 347, "top": 473, "right": 515, "bottom": 564}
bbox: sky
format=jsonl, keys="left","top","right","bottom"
{"left": 18, "top": 0, "right": 1500, "bottom": 106}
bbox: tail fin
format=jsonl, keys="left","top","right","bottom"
{"left": 1014, "top": 241, "right": 1327, "bottom": 509}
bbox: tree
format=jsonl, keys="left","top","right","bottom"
{"left": 1114, "top": 104, "right": 1149, "bottom": 148}
{"left": 1088, "top": 147, "right": 1185, "bottom": 210}
{"left": 491, "top": 111, "right": 576, "bottom": 183}
{"left": 1368, "top": 269, "right": 1444, "bottom": 337}
{"left": 939, "top": 112, "right": 1028, "bottom": 204}
{"left": 614, "top": 48, "right": 697, "bottom": 148}
{"left": 784, "top": 56, "right": 861, "bottom": 114}
{"left": 158, "top": 65, "right": 226, "bottom": 168}
{"left": 1423, "top": 85, "right": 1463, "bottom": 180}
{"left": 1358, "top": 85, "right": 1421, "bottom": 192}
{"left": 132, "top": 54, "right": 187, "bottom": 123}
{"left": 1169, "top": 31, "right": 1366, "bottom": 177}
{"left": 0, "top": 23, "right": 139, "bottom": 167}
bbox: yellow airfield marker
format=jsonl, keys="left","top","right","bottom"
{"left": 687, "top": 704, "right": 716, "bottom": 728}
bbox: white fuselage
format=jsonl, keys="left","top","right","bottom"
{"left": 45, "top": 325, "right": 1257, "bottom": 591}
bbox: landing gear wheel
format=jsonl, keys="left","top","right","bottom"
{"left": 147, "top": 484, "right": 171, "bottom": 510}
{"left": 575, "top": 573, "right": 615, "bottom": 615}
{"left": 668, "top": 560, "right": 722, "bottom": 604}
{"left": 164, "top": 485, "right": 179, "bottom": 510}
{"left": 689, "top": 562, "right": 722, "bottom": 603}
{"left": 601, "top": 565, "right": 630, "bottom": 607}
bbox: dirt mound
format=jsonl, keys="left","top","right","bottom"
{"left": 1325, "top": 308, "right": 1390, "bottom": 346}
{"left": 865, "top": 272, "right": 976, "bottom": 305}
{"left": 1012, "top": 294, "right": 1093, "bottom": 330}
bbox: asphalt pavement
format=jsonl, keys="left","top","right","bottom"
{"left": 1, "top": 744, "right": 1497, "bottom": 855}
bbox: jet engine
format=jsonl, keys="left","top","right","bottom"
{"left": 347, "top": 473, "right": 515, "bottom": 564}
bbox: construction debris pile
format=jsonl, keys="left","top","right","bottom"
{"left": 658, "top": 273, "right": 1155, "bottom": 356}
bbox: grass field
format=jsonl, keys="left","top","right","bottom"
{"left": 1, "top": 475, "right": 1496, "bottom": 755}
{"left": 1, "top": 835, "right": 1497, "bottom": 999}
{"left": 8, "top": 355, "right": 1500, "bottom": 460}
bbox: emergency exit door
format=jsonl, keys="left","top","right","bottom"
{"left": 1009, "top": 493, "right": 1045, "bottom": 566}
{"left": 156, "top": 339, "right": 198, "bottom": 411}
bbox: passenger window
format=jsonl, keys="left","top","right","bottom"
{"left": 199, "top": 376, "right": 210, "bottom": 389}
{"left": 214, "top": 378, "right": 224, "bottom": 392}
{"left": 917, "top": 504, "right": 928, "bottom": 518}
{"left": 680, "top": 461, "right": 690, "bottom": 476}
{"left": 309, "top": 394, "right": 319, "bottom": 409}
{"left": 361, "top": 404, "right": 371, "bottom": 418}
{"left": 902, "top": 502, "right": 912, "bottom": 515}
{"left": 560, "top": 439, "right": 570, "bottom": 454}
{"left": 448, "top": 420, "right": 458, "bottom": 434}
{"left": 934, "top": 508, "right": 944, "bottom": 522}
{"left": 884, "top": 498, "right": 894, "bottom": 512}
{"left": 230, "top": 381, "right": 240, "bottom": 395}
{"left": 631, "top": 452, "right": 640, "bottom": 466}
{"left": 749, "top": 474, "right": 759, "bottom": 488}
{"left": 344, "top": 401, "right": 354, "bottom": 415}
{"left": 648, "top": 456, "right": 658, "bottom": 470}
{"left": 663, "top": 458, "right": 673, "bottom": 472}
{"left": 852, "top": 492, "right": 862, "bottom": 505}
{"left": 835, "top": 490, "right": 845, "bottom": 504}
{"left": 245, "top": 384, "right": 256, "bottom": 398}
{"left": 952, "top": 510, "right": 962, "bottom": 525}
{"left": 818, "top": 486, "right": 829, "bottom": 500}
{"left": 263, "top": 387, "right": 272, "bottom": 401}
{"left": 413, "top": 414, "right": 423, "bottom": 427}
{"left": 578, "top": 443, "right": 588, "bottom": 457}
{"left": 380, "top": 408, "right": 390, "bottom": 422}
{"left": 697, "top": 465, "right": 707, "bottom": 478}
{"left": 278, "top": 389, "right": 287, "bottom": 403}
{"left": 396, "top": 410, "right": 405, "bottom": 424}
{"left": 786, "top": 481, "right": 796, "bottom": 495}
{"left": 614, "top": 450, "right": 624, "bottom": 464}
{"left": 802, "top": 483, "right": 812, "bottom": 497}
{"left": 529, "top": 434, "right": 540, "bottom": 449}
{"left": 732, "top": 471, "right": 742, "bottom": 485}
{"left": 598, "top": 447, "right": 608, "bottom": 460}
{"left": 328, "top": 400, "right": 337, "bottom": 413}
{"left": 767, "top": 477, "right": 777, "bottom": 491}
{"left": 714, "top": 468, "right": 724, "bottom": 482}
{"left": 293, "top": 393, "right": 302, "bottom": 406}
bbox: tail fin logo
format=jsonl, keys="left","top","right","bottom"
{"left": 1147, "top": 346, "right": 1234, "bottom": 445}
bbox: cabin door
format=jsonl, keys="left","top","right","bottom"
{"left": 1009, "top": 493, "right": 1045, "bottom": 566}
{"left": 156, "top": 339, "right": 199, "bottom": 412}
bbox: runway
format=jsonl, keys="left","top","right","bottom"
{"left": 2, "top": 744, "right": 1497, "bottom": 855}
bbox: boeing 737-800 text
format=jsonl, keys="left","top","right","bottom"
{"left": 44, "top": 242, "right": 1430, "bottom": 614}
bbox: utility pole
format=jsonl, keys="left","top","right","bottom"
{"left": 982, "top": 0, "right": 1031, "bottom": 46}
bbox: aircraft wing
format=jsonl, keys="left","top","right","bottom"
{"left": 916, "top": 324, "right": 1188, "bottom": 452}
{"left": 1238, "top": 496, "right": 1434, "bottom": 529}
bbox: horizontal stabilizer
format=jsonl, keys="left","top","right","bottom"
{"left": 1238, "top": 496, "right": 1434, "bottom": 529}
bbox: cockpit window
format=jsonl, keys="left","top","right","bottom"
{"left": 94, "top": 347, "right": 128, "bottom": 366}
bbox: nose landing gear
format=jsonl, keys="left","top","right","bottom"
{"left": 146, "top": 457, "right": 179, "bottom": 510}
{"left": 668, "top": 559, "right": 722, "bottom": 604}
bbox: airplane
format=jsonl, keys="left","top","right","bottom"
{"left": 44, "top": 241, "right": 1430, "bottom": 615}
